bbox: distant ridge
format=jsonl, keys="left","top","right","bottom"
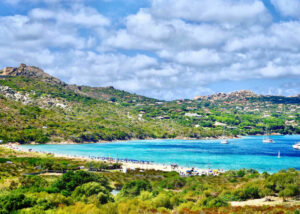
{"left": 193, "top": 90, "right": 259, "bottom": 101}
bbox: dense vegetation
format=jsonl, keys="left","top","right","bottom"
{"left": 0, "top": 147, "right": 299, "bottom": 213}
{"left": 0, "top": 70, "right": 299, "bottom": 144}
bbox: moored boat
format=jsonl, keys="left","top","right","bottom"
{"left": 220, "top": 127, "right": 229, "bottom": 144}
{"left": 262, "top": 128, "right": 275, "bottom": 143}
{"left": 293, "top": 142, "right": 300, "bottom": 150}
{"left": 221, "top": 139, "right": 229, "bottom": 144}
{"left": 263, "top": 138, "right": 274, "bottom": 143}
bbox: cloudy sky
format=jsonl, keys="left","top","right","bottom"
{"left": 0, "top": 0, "right": 300, "bottom": 100}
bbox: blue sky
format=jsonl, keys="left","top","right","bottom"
{"left": 0, "top": 0, "right": 300, "bottom": 100}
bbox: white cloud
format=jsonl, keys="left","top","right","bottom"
{"left": 171, "top": 50, "right": 223, "bottom": 66}
{"left": 150, "top": 0, "right": 270, "bottom": 24}
{"left": 103, "top": 13, "right": 228, "bottom": 51}
{"left": 271, "top": 0, "right": 300, "bottom": 18}
{"left": 30, "top": 6, "right": 110, "bottom": 27}
{"left": 4, "top": 0, "right": 83, "bottom": 5}
{"left": 1, "top": 0, "right": 300, "bottom": 99}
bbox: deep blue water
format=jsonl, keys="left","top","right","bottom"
{"left": 21, "top": 135, "right": 300, "bottom": 173}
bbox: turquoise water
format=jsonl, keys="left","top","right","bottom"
{"left": 21, "top": 135, "right": 300, "bottom": 173}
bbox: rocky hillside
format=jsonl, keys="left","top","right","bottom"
{"left": 0, "top": 64, "right": 299, "bottom": 144}
{"left": 0, "top": 85, "right": 68, "bottom": 109}
{"left": 0, "top": 64, "right": 65, "bottom": 86}
{"left": 0, "top": 64, "right": 157, "bottom": 104}
{"left": 193, "top": 90, "right": 300, "bottom": 104}
{"left": 194, "top": 90, "right": 259, "bottom": 101}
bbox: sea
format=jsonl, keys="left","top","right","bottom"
{"left": 20, "top": 135, "right": 300, "bottom": 173}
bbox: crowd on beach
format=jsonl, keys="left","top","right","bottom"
{"left": 1, "top": 143, "right": 225, "bottom": 176}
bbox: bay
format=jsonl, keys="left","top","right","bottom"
{"left": 21, "top": 135, "right": 300, "bottom": 173}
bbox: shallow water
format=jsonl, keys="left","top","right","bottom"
{"left": 21, "top": 135, "right": 300, "bottom": 173}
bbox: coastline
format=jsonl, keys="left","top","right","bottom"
{"left": 3, "top": 133, "right": 293, "bottom": 146}
{"left": 5, "top": 133, "right": 291, "bottom": 146}
{"left": 0, "top": 143, "right": 224, "bottom": 176}
{"left": 25, "top": 135, "right": 241, "bottom": 145}
{"left": 2, "top": 135, "right": 300, "bottom": 174}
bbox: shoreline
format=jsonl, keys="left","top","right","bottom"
{"left": 2, "top": 133, "right": 292, "bottom": 146}
{"left": 18, "top": 135, "right": 242, "bottom": 145}
{"left": 0, "top": 143, "right": 224, "bottom": 176}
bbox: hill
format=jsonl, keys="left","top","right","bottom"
{"left": 0, "top": 64, "right": 158, "bottom": 104}
{"left": 0, "top": 64, "right": 299, "bottom": 144}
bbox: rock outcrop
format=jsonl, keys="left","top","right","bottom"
{"left": 0, "top": 85, "right": 68, "bottom": 109}
{"left": 0, "top": 85, "right": 32, "bottom": 104}
{"left": 0, "top": 63, "right": 66, "bottom": 85}
{"left": 194, "top": 90, "right": 259, "bottom": 101}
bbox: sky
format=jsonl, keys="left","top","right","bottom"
{"left": 0, "top": 0, "right": 300, "bottom": 100}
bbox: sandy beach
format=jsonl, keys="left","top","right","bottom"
{"left": 1, "top": 143, "right": 224, "bottom": 176}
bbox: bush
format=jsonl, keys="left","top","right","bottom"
{"left": 153, "top": 193, "right": 172, "bottom": 209}
{"left": 279, "top": 184, "right": 299, "bottom": 199}
{"left": 51, "top": 170, "right": 110, "bottom": 196}
{"left": 233, "top": 184, "right": 263, "bottom": 201}
{"left": 138, "top": 191, "right": 153, "bottom": 201}
{"left": 0, "top": 192, "right": 36, "bottom": 213}
{"left": 120, "top": 180, "right": 152, "bottom": 197}
{"left": 72, "top": 182, "right": 113, "bottom": 204}
{"left": 243, "top": 185, "right": 261, "bottom": 199}
{"left": 201, "top": 197, "right": 228, "bottom": 208}
{"left": 20, "top": 175, "right": 48, "bottom": 190}
{"left": 265, "top": 170, "right": 299, "bottom": 198}
{"left": 160, "top": 176, "right": 186, "bottom": 189}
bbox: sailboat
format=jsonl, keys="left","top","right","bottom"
{"left": 262, "top": 128, "right": 274, "bottom": 143}
{"left": 278, "top": 151, "right": 280, "bottom": 158}
{"left": 220, "top": 127, "right": 229, "bottom": 144}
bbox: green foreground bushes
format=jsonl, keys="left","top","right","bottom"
{"left": 0, "top": 145, "right": 299, "bottom": 214}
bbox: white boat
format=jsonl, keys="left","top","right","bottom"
{"left": 262, "top": 129, "right": 275, "bottom": 143}
{"left": 220, "top": 127, "right": 229, "bottom": 144}
{"left": 278, "top": 151, "right": 280, "bottom": 158}
{"left": 263, "top": 138, "right": 274, "bottom": 143}
{"left": 293, "top": 142, "right": 300, "bottom": 150}
{"left": 221, "top": 139, "right": 229, "bottom": 144}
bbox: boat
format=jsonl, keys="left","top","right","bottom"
{"left": 262, "top": 129, "right": 275, "bottom": 143}
{"left": 278, "top": 151, "right": 280, "bottom": 158}
{"left": 220, "top": 127, "right": 229, "bottom": 144}
{"left": 293, "top": 142, "right": 300, "bottom": 150}
{"left": 263, "top": 138, "right": 274, "bottom": 143}
{"left": 221, "top": 139, "right": 229, "bottom": 144}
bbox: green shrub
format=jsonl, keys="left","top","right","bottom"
{"left": 153, "top": 192, "right": 172, "bottom": 209}
{"left": 120, "top": 180, "right": 152, "bottom": 197}
{"left": 265, "top": 170, "right": 299, "bottom": 198}
{"left": 19, "top": 175, "right": 48, "bottom": 190}
{"left": 0, "top": 192, "right": 36, "bottom": 213}
{"left": 72, "top": 182, "right": 113, "bottom": 204}
{"left": 160, "top": 176, "right": 186, "bottom": 189}
{"left": 279, "top": 184, "right": 299, "bottom": 199}
{"left": 51, "top": 170, "right": 110, "bottom": 196}
{"left": 201, "top": 197, "right": 228, "bottom": 208}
